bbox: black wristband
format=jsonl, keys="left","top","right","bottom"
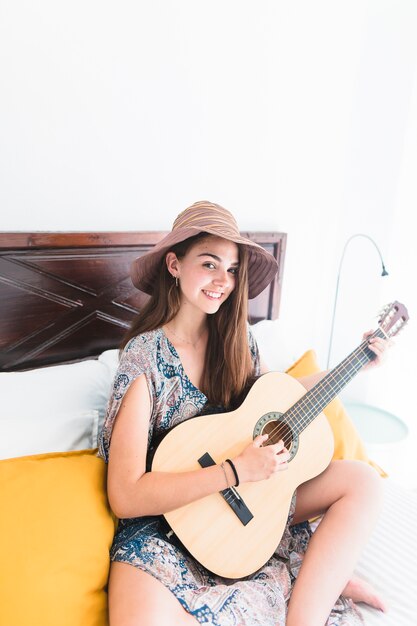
{"left": 225, "top": 458, "right": 239, "bottom": 487}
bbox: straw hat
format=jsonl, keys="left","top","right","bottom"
{"left": 131, "top": 201, "right": 278, "bottom": 299}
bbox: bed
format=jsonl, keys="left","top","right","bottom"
{"left": 0, "top": 231, "right": 414, "bottom": 626}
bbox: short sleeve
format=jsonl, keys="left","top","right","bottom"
{"left": 97, "top": 336, "right": 154, "bottom": 463}
{"left": 247, "top": 324, "right": 261, "bottom": 376}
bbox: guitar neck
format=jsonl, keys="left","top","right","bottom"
{"left": 287, "top": 327, "right": 386, "bottom": 434}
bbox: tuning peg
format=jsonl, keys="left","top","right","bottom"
{"left": 378, "top": 303, "right": 391, "bottom": 318}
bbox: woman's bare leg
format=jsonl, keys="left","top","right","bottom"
{"left": 286, "top": 460, "right": 383, "bottom": 626}
{"left": 108, "top": 561, "right": 198, "bottom": 626}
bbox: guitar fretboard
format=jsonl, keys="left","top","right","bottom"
{"left": 284, "top": 327, "right": 386, "bottom": 434}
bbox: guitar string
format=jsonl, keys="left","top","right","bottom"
{"left": 220, "top": 348, "right": 370, "bottom": 504}
{"left": 262, "top": 329, "right": 383, "bottom": 450}
{"left": 268, "top": 348, "right": 371, "bottom": 449}
{"left": 222, "top": 326, "right": 387, "bottom": 500}
{"left": 223, "top": 350, "right": 372, "bottom": 502}
{"left": 224, "top": 321, "right": 397, "bottom": 502}
{"left": 285, "top": 346, "right": 370, "bottom": 428}
{"left": 281, "top": 328, "right": 385, "bottom": 432}
{"left": 270, "top": 353, "right": 370, "bottom": 451}
{"left": 269, "top": 336, "right": 373, "bottom": 438}
{"left": 266, "top": 326, "right": 388, "bottom": 449}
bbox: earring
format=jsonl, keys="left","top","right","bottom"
{"left": 175, "top": 276, "right": 179, "bottom": 287}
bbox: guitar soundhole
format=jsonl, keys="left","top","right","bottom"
{"left": 254, "top": 412, "right": 299, "bottom": 459}
{"left": 262, "top": 420, "right": 293, "bottom": 449}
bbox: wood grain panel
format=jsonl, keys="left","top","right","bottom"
{"left": 0, "top": 231, "right": 286, "bottom": 371}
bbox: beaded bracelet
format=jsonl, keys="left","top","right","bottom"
{"left": 220, "top": 461, "right": 230, "bottom": 489}
{"left": 225, "top": 458, "right": 239, "bottom": 487}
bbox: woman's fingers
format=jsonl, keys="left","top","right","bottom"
{"left": 253, "top": 434, "right": 269, "bottom": 447}
{"left": 239, "top": 435, "right": 290, "bottom": 481}
{"left": 366, "top": 337, "right": 393, "bottom": 367}
{"left": 255, "top": 436, "right": 288, "bottom": 453}
{"left": 271, "top": 439, "right": 288, "bottom": 453}
{"left": 362, "top": 329, "right": 393, "bottom": 369}
{"left": 368, "top": 338, "right": 384, "bottom": 357}
{"left": 270, "top": 441, "right": 290, "bottom": 468}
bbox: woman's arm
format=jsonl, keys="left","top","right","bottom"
{"left": 259, "top": 354, "right": 327, "bottom": 390}
{"left": 107, "top": 374, "right": 238, "bottom": 518}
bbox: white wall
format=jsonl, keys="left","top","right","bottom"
{"left": 1, "top": 1, "right": 416, "bottom": 428}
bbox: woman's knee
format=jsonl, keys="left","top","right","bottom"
{"left": 340, "top": 459, "right": 384, "bottom": 508}
{"left": 108, "top": 561, "right": 190, "bottom": 626}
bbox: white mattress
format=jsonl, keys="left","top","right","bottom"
{"left": 353, "top": 479, "right": 417, "bottom": 625}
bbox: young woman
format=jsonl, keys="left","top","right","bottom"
{"left": 99, "top": 201, "right": 389, "bottom": 626}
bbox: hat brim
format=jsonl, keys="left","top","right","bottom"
{"left": 131, "top": 226, "right": 278, "bottom": 299}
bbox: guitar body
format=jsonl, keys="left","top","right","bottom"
{"left": 152, "top": 371, "right": 334, "bottom": 579}
{"left": 152, "top": 301, "right": 409, "bottom": 578}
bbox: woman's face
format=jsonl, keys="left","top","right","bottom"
{"left": 167, "top": 236, "right": 240, "bottom": 316}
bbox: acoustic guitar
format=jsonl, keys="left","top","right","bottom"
{"left": 152, "top": 301, "right": 409, "bottom": 578}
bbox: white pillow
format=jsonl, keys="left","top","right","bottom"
{"left": 0, "top": 358, "right": 115, "bottom": 459}
{"left": 98, "top": 348, "right": 120, "bottom": 375}
{"left": 250, "top": 319, "right": 297, "bottom": 372}
{"left": 0, "top": 410, "right": 99, "bottom": 460}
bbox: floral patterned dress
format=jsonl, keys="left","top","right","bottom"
{"left": 98, "top": 327, "right": 363, "bottom": 625}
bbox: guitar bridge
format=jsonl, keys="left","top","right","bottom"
{"left": 198, "top": 452, "right": 254, "bottom": 526}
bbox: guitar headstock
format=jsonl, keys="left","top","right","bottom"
{"left": 378, "top": 301, "right": 409, "bottom": 338}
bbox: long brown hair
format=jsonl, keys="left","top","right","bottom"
{"left": 121, "top": 233, "right": 254, "bottom": 407}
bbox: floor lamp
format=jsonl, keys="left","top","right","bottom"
{"left": 326, "top": 233, "right": 389, "bottom": 370}
{"left": 326, "top": 234, "right": 410, "bottom": 484}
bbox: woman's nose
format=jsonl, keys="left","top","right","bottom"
{"left": 212, "top": 269, "right": 229, "bottom": 287}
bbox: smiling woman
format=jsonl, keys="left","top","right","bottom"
{"left": 0, "top": 223, "right": 288, "bottom": 626}
{"left": 97, "top": 200, "right": 390, "bottom": 626}
{"left": 119, "top": 206, "right": 264, "bottom": 407}
{"left": 163, "top": 236, "right": 242, "bottom": 395}
{"left": 165, "top": 236, "right": 240, "bottom": 316}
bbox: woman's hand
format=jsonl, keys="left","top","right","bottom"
{"left": 362, "top": 330, "right": 393, "bottom": 371}
{"left": 232, "top": 434, "right": 290, "bottom": 484}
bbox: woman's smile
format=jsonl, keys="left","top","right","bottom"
{"left": 202, "top": 289, "right": 223, "bottom": 300}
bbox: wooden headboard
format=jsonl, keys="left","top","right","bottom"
{"left": 0, "top": 231, "right": 286, "bottom": 372}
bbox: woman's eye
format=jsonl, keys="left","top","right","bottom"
{"left": 202, "top": 262, "right": 238, "bottom": 274}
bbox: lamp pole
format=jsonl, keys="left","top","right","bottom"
{"left": 326, "top": 233, "right": 389, "bottom": 369}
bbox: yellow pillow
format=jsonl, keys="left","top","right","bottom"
{"left": 0, "top": 449, "right": 116, "bottom": 626}
{"left": 286, "top": 350, "right": 386, "bottom": 477}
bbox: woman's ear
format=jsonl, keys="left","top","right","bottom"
{"left": 165, "top": 251, "right": 179, "bottom": 278}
